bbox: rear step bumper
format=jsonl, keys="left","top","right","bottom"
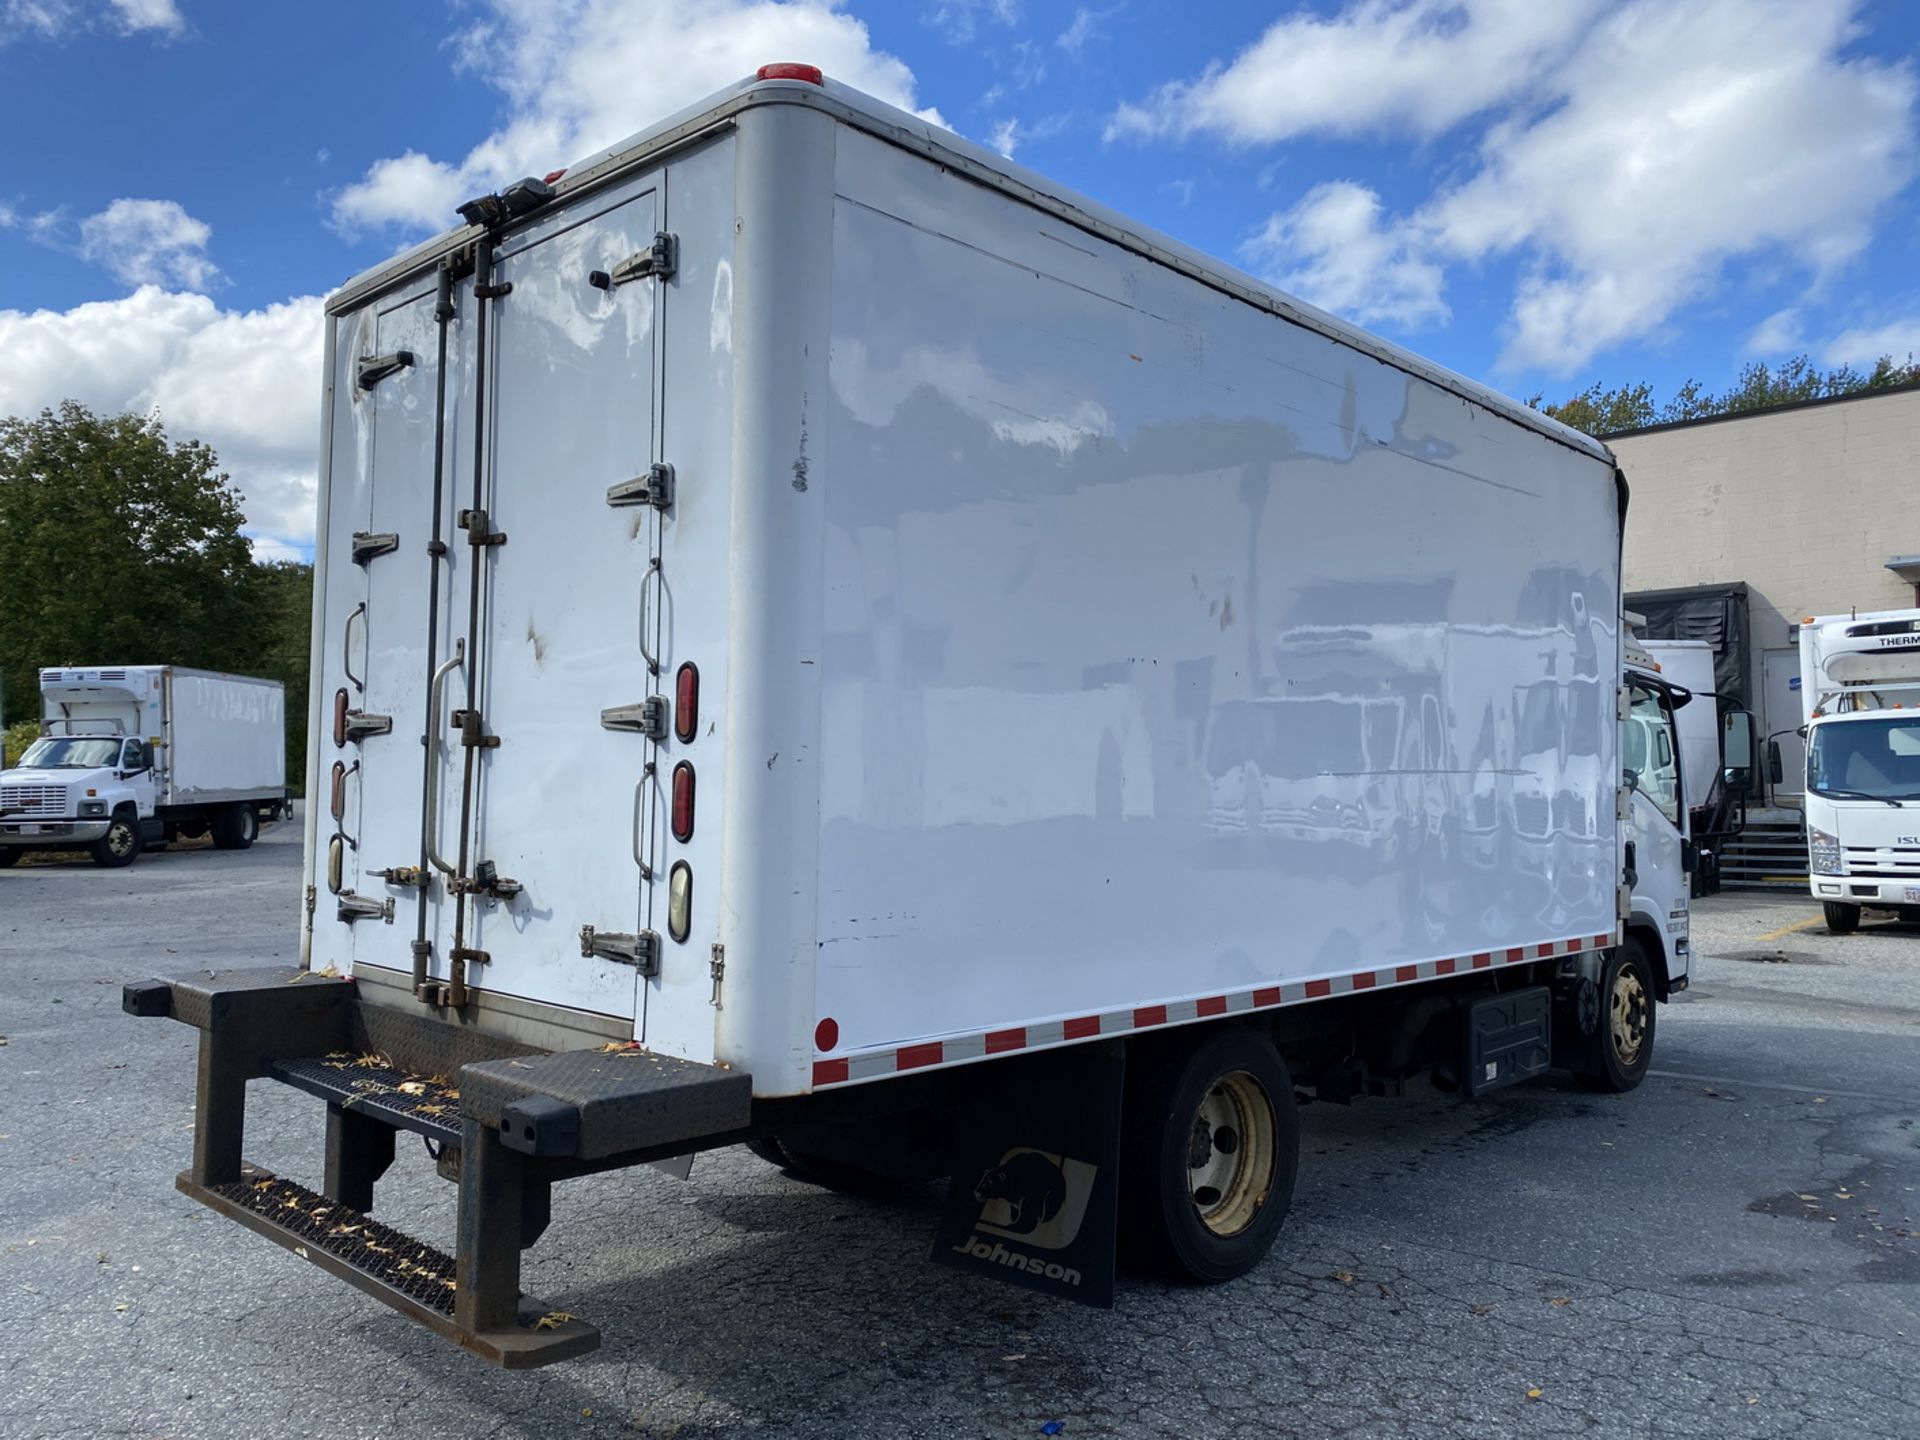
{"left": 126, "top": 967, "right": 752, "bottom": 1368}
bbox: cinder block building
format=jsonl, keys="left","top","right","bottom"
{"left": 1611, "top": 382, "right": 1920, "bottom": 808}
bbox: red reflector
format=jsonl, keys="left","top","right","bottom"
{"left": 330, "top": 762, "right": 346, "bottom": 820}
{"left": 542, "top": 168, "right": 567, "bottom": 185}
{"left": 671, "top": 762, "right": 695, "bottom": 842}
{"left": 757, "top": 62, "right": 823, "bottom": 84}
{"left": 674, "top": 663, "right": 699, "bottom": 744}
{"left": 332, "top": 688, "right": 348, "bottom": 748}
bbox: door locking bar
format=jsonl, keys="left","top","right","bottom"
{"left": 579, "top": 926, "right": 660, "bottom": 976}
{"left": 601, "top": 697, "right": 667, "bottom": 741}
{"left": 369, "top": 865, "right": 429, "bottom": 890}
{"left": 588, "top": 233, "right": 677, "bottom": 289}
{"left": 606, "top": 462, "right": 674, "bottom": 511}
{"left": 450, "top": 708, "right": 500, "bottom": 749}
{"left": 451, "top": 860, "right": 522, "bottom": 900}
{"left": 458, "top": 507, "right": 506, "bottom": 547}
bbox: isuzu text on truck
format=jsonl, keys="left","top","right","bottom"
{"left": 125, "top": 69, "right": 1688, "bottom": 1367}
{"left": 1793, "top": 609, "right": 1920, "bottom": 932}
{"left": 1, "top": 666, "right": 286, "bottom": 868}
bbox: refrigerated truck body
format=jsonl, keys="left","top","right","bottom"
{"left": 0, "top": 666, "right": 286, "bottom": 868}
{"left": 126, "top": 67, "right": 1676, "bottom": 1367}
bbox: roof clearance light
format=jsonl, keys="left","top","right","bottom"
{"left": 542, "top": 169, "right": 567, "bottom": 185}
{"left": 758, "top": 62, "right": 824, "bottom": 84}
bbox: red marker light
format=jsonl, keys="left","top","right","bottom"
{"left": 757, "top": 62, "right": 824, "bottom": 85}
{"left": 671, "top": 762, "right": 695, "bottom": 842}
{"left": 542, "top": 168, "right": 567, "bottom": 185}
{"left": 675, "top": 662, "right": 699, "bottom": 744}
{"left": 333, "top": 688, "right": 348, "bottom": 748}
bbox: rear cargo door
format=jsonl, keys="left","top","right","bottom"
{"left": 462, "top": 181, "right": 666, "bottom": 1025}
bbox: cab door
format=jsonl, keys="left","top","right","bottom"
{"left": 1625, "top": 681, "right": 1688, "bottom": 976}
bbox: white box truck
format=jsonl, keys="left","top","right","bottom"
{"left": 1792, "top": 609, "right": 1920, "bottom": 932}
{"left": 126, "top": 67, "right": 1685, "bottom": 1368}
{"left": 0, "top": 665, "right": 286, "bottom": 868}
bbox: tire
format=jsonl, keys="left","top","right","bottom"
{"left": 744, "top": 1135, "right": 904, "bottom": 1194}
{"left": 90, "top": 811, "right": 141, "bottom": 869}
{"left": 1576, "top": 941, "right": 1657, "bottom": 1093}
{"left": 0, "top": 847, "right": 21, "bottom": 868}
{"left": 1823, "top": 901, "right": 1861, "bottom": 935}
{"left": 212, "top": 803, "right": 259, "bottom": 851}
{"left": 1119, "top": 1027, "right": 1298, "bottom": 1283}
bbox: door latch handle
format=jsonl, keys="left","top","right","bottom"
{"left": 601, "top": 697, "right": 667, "bottom": 740}
{"left": 579, "top": 926, "right": 660, "bottom": 976}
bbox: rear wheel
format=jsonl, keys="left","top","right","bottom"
{"left": 90, "top": 812, "right": 141, "bottom": 869}
{"left": 212, "top": 803, "right": 259, "bottom": 851}
{"left": 1576, "top": 941, "right": 1656, "bottom": 1093}
{"left": 1119, "top": 1028, "right": 1298, "bottom": 1283}
{"left": 1823, "top": 901, "right": 1861, "bottom": 935}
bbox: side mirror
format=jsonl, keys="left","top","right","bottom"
{"left": 1622, "top": 766, "right": 1640, "bottom": 793}
{"left": 1767, "top": 739, "right": 1784, "bottom": 786}
{"left": 1722, "top": 710, "right": 1754, "bottom": 798}
{"left": 1654, "top": 729, "right": 1674, "bottom": 767}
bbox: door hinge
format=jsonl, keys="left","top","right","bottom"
{"left": 337, "top": 891, "right": 395, "bottom": 925}
{"left": 351, "top": 531, "right": 401, "bottom": 566}
{"left": 580, "top": 926, "right": 661, "bottom": 976}
{"left": 605, "top": 461, "right": 674, "bottom": 511}
{"left": 343, "top": 710, "right": 393, "bottom": 743}
{"left": 601, "top": 696, "right": 667, "bottom": 741}
{"left": 356, "top": 351, "right": 416, "bottom": 390}
{"left": 709, "top": 942, "right": 725, "bottom": 1007}
{"left": 589, "top": 232, "right": 677, "bottom": 289}
{"left": 304, "top": 883, "right": 317, "bottom": 929}
{"left": 458, "top": 507, "right": 507, "bottom": 547}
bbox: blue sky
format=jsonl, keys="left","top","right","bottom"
{"left": 3, "top": 0, "right": 1917, "bottom": 557}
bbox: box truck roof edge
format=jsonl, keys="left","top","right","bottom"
{"left": 324, "top": 69, "right": 1611, "bottom": 471}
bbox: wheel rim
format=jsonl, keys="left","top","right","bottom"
{"left": 1609, "top": 964, "right": 1649, "bottom": 1067}
{"left": 107, "top": 822, "right": 135, "bottom": 858}
{"left": 1186, "top": 1069, "right": 1277, "bottom": 1238}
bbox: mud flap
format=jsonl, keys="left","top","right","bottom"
{"left": 931, "top": 1041, "right": 1123, "bottom": 1307}
{"left": 1463, "top": 985, "right": 1552, "bottom": 1097}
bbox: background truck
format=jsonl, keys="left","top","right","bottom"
{"left": 126, "top": 67, "right": 1684, "bottom": 1369}
{"left": 0, "top": 665, "right": 286, "bottom": 868}
{"left": 1640, "top": 637, "right": 1756, "bottom": 895}
{"left": 1791, "top": 609, "right": 1920, "bottom": 932}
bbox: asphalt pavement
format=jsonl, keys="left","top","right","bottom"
{"left": 2, "top": 820, "right": 1917, "bottom": 1439}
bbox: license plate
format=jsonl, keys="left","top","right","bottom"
{"left": 1906, "top": 887, "right": 1920, "bottom": 905}
{"left": 14, "top": 824, "right": 40, "bottom": 835}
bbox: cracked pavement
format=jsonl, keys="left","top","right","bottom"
{"left": 2, "top": 822, "right": 1917, "bottom": 1438}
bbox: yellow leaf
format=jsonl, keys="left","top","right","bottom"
{"left": 1330, "top": 1271, "right": 1356, "bottom": 1285}
{"left": 1549, "top": 1297, "right": 1571, "bottom": 1307}
{"left": 534, "top": 1311, "right": 577, "bottom": 1331}
{"left": 397, "top": 1081, "right": 427, "bottom": 1096}
{"left": 1525, "top": 1388, "right": 1543, "bottom": 1401}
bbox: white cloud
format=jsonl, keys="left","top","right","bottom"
{"left": 1746, "top": 308, "right": 1804, "bottom": 356}
{"left": 77, "top": 198, "right": 220, "bottom": 290}
{"left": 1107, "top": 0, "right": 1600, "bottom": 145}
{"left": 1056, "top": 5, "right": 1107, "bottom": 56}
{"left": 1823, "top": 318, "right": 1920, "bottom": 368}
{"left": 988, "top": 117, "right": 1019, "bottom": 157}
{"left": 0, "top": 288, "right": 325, "bottom": 552}
{"left": 334, "top": 0, "right": 938, "bottom": 234}
{"left": 1, "top": 0, "right": 181, "bottom": 39}
{"left": 924, "top": 0, "right": 1020, "bottom": 44}
{"left": 1184, "top": 0, "right": 1915, "bottom": 373}
{"left": 1244, "top": 180, "right": 1448, "bottom": 330}
{"left": 107, "top": 0, "right": 181, "bottom": 33}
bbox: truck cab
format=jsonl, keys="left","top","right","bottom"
{"left": 1623, "top": 643, "right": 1695, "bottom": 996}
{"left": 0, "top": 732, "right": 157, "bottom": 866}
{"left": 1794, "top": 610, "right": 1920, "bottom": 932}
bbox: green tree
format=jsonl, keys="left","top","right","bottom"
{"left": 0, "top": 402, "right": 265, "bottom": 726}
{"left": 243, "top": 558, "right": 314, "bottom": 791}
{"left": 1532, "top": 353, "right": 1920, "bottom": 437}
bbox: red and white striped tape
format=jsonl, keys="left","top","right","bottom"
{"left": 810, "top": 932, "right": 1614, "bottom": 1089}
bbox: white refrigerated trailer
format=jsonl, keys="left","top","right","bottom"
{"left": 128, "top": 66, "right": 1673, "bottom": 1367}
{"left": 1, "top": 665, "right": 286, "bottom": 867}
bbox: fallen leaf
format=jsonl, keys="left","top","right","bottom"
{"left": 1813, "top": 1097, "right": 1828, "bottom": 1104}
{"left": 1002, "top": 1354, "right": 1027, "bottom": 1363}
{"left": 287, "top": 964, "right": 342, "bottom": 984}
{"left": 1470, "top": 1304, "right": 1495, "bottom": 1317}
{"left": 534, "top": 1311, "right": 576, "bottom": 1331}
{"left": 1330, "top": 1271, "right": 1356, "bottom": 1285}
{"left": 397, "top": 1081, "right": 427, "bottom": 1096}
{"left": 114, "top": 1303, "right": 130, "bottom": 1313}
{"left": 1525, "top": 1388, "right": 1543, "bottom": 1401}
{"left": 1549, "top": 1297, "right": 1571, "bottom": 1307}
{"left": 1797, "top": 1194, "right": 1820, "bottom": 1202}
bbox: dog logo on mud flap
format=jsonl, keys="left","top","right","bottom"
{"left": 948, "top": 1149, "right": 1098, "bottom": 1285}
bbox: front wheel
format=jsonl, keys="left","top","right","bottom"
{"left": 1823, "top": 901, "right": 1861, "bottom": 935}
{"left": 1119, "top": 1028, "right": 1298, "bottom": 1283}
{"left": 1577, "top": 941, "right": 1656, "bottom": 1093}
{"left": 90, "top": 813, "right": 141, "bottom": 869}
